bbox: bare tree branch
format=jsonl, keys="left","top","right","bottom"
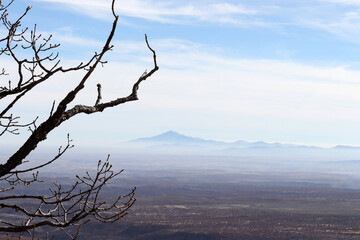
{"left": 95, "top": 84, "right": 102, "bottom": 106}
{"left": 0, "top": 0, "right": 158, "bottom": 177}
{"left": 0, "top": 0, "right": 158, "bottom": 238}
{"left": 0, "top": 157, "right": 136, "bottom": 233}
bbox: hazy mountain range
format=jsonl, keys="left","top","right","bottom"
{"left": 20, "top": 130, "right": 360, "bottom": 189}
{"left": 124, "top": 131, "right": 360, "bottom": 161}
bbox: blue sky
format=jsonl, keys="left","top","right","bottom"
{"left": 4, "top": 0, "right": 360, "bottom": 148}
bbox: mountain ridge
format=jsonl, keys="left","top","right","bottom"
{"left": 125, "top": 131, "right": 360, "bottom": 160}
{"left": 131, "top": 130, "right": 220, "bottom": 144}
{"left": 131, "top": 130, "right": 357, "bottom": 150}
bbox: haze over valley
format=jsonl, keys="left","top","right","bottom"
{"left": 14, "top": 130, "right": 360, "bottom": 190}
{"left": 5, "top": 131, "right": 360, "bottom": 239}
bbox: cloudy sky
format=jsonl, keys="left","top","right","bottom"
{"left": 4, "top": 0, "right": 360, "bottom": 148}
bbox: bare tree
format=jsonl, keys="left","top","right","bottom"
{"left": 0, "top": 0, "right": 158, "bottom": 238}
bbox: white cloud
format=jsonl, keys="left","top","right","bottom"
{"left": 322, "top": 0, "right": 360, "bottom": 5}
{"left": 31, "top": 0, "right": 360, "bottom": 42}
{"left": 52, "top": 30, "right": 103, "bottom": 48}
{"left": 7, "top": 0, "right": 360, "bottom": 144}
{"left": 106, "top": 39, "right": 360, "bottom": 144}
{"left": 33, "top": 0, "right": 257, "bottom": 24}
{"left": 3, "top": 36, "right": 360, "bottom": 145}
{"left": 211, "top": 3, "right": 255, "bottom": 15}
{"left": 25, "top": 36, "right": 360, "bottom": 126}
{"left": 297, "top": 5, "right": 360, "bottom": 42}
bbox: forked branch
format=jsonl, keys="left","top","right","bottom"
{"left": 0, "top": 157, "right": 136, "bottom": 233}
{"left": 0, "top": 0, "right": 158, "bottom": 238}
{"left": 0, "top": 0, "right": 159, "bottom": 178}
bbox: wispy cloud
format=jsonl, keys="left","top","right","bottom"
{"left": 22, "top": 35, "right": 360, "bottom": 121}
{"left": 287, "top": 0, "right": 360, "bottom": 42}
{"left": 6, "top": 29, "right": 360, "bottom": 144}
{"left": 34, "top": 0, "right": 258, "bottom": 25}
{"left": 52, "top": 27, "right": 103, "bottom": 48}
{"left": 16, "top": 0, "right": 360, "bottom": 143}
{"left": 31, "top": 0, "right": 360, "bottom": 42}
{"left": 322, "top": 0, "right": 360, "bottom": 5}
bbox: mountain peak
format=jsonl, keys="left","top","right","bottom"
{"left": 160, "top": 130, "right": 181, "bottom": 136}
{"left": 127, "top": 131, "right": 360, "bottom": 159}
{"left": 132, "top": 131, "right": 209, "bottom": 143}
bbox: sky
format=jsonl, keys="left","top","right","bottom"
{"left": 4, "top": 0, "right": 360, "bottom": 149}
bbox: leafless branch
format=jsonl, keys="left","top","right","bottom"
{"left": 0, "top": 156, "right": 136, "bottom": 233}
{"left": 0, "top": 114, "right": 38, "bottom": 136}
{"left": 95, "top": 84, "right": 102, "bottom": 106}
{"left": 0, "top": 0, "right": 158, "bottom": 177}
{"left": 0, "top": 0, "right": 158, "bottom": 237}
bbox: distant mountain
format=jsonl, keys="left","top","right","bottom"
{"left": 132, "top": 131, "right": 218, "bottom": 144}
{"left": 131, "top": 131, "right": 321, "bottom": 149}
{"left": 332, "top": 145, "right": 360, "bottom": 150}
{"left": 127, "top": 131, "right": 360, "bottom": 160}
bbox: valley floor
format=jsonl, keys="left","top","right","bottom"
{"left": 77, "top": 178, "right": 360, "bottom": 240}
{"left": 4, "top": 170, "right": 360, "bottom": 240}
